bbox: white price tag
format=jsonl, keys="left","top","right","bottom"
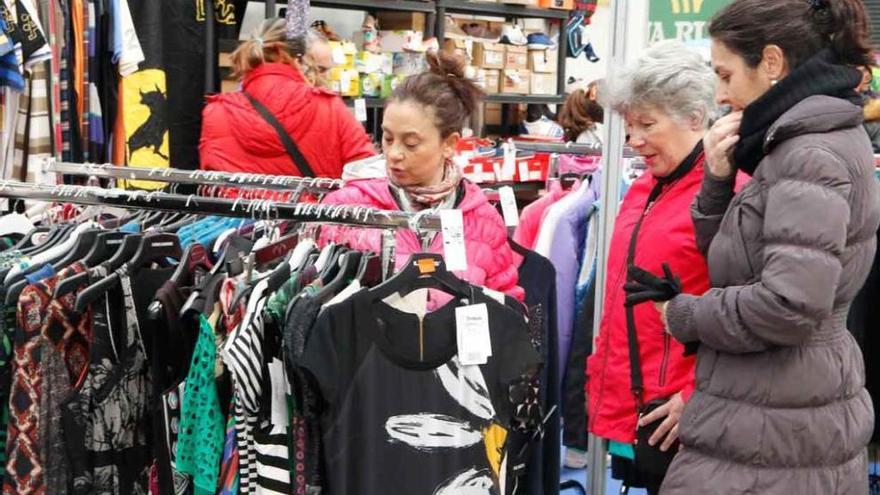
{"left": 354, "top": 98, "right": 368, "bottom": 122}
{"left": 502, "top": 144, "right": 516, "bottom": 181}
{"left": 440, "top": 209, "right": 468, "bottom": 272}
{"left": 456, "top": 303, "right": 492, "bottom": 365}
{"left": 499, "top": 186, "right": 519, "bottom": 227}
{"left": 518, "top": 161, "right": 529, "bottom": 182}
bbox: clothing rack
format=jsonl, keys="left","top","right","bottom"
{"left": 511, "top": 140, "right": 640, "bottom": 158}
{"left": 44, "top": 159, "right": 344, "bottom": 193}
{"left": 0, "top": 181, "right": 442, "bottom": 231}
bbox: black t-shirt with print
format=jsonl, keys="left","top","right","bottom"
{"left": 300, "top": 289, "right": 541, "bottom": 495}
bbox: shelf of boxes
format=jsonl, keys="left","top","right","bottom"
{"left": 312, "top": 0, "right": 437, "bottom": 13}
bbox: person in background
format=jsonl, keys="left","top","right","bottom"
{"left": 199, "top": 18, "right": 375, "bottom": 177}
{"left": 654, "top": 0, "right": 880, "bottom": 493}
{"left": 300, "top": 29, "right": 334, "bottom": 89}
{"left": 585, "top": 41, "right": 724, "bottom": 494}
{"left": 320, "top": 51, "right": 523, "bottom": 301}
{"left": 558, "top": 86, "right": 604, "bottom": 145}
{"left": 521, "top": 103, "right": 564, "bottom": 138}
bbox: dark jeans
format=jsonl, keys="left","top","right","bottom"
{"left": 563, "top": 282, "right": 595, "bottom": 449}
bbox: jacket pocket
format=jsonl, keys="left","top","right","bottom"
{"left": 658, "top": 332, "right": 671, "bottom": 388}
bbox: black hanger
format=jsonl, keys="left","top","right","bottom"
{"left": 508, "top": 238, "right": 530, "bottom": 257}
{"left": 355, "top": 252, "right": 383, "bottom": 288}
{"left": 75, "top": 233, "right": 183, "bottom": 313}
{"left": 83, "top": 232, "right": 133, "bottom": 267}
{"left": 318, "top": 245, "right": 345, "bottom": 285}
{"left": 171, "top": 242, "right": 213, "bottom": 287}
{"left": 314, "top": 250, "right": 362, "bottom": 302}
{"left": 366, "top": 253, "right": 472, "bottom": 302}
{"left": 54, "top": 233, "right": 141, "bottom": 299}
{"left": 4, "top": 226, "right": 50, "bottom": 253}
{"left": 51, "top": 228, "right": 102, "bottom": 272}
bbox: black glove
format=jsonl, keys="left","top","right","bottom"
{"left": 624, "top": 263, "right": 682, "bottom": 307}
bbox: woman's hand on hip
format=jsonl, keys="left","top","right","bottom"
{"left": 703, "top": 111, "right": 742, "bottom": 179}
{"left": 639, "top": 391, "right": 685, "bottom": 452}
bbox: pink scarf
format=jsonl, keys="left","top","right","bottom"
{"left": 390, "top": 160, "right": 463, "bottom": 210}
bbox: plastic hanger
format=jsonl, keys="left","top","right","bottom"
{"left": 4, "top": 226, "right": 50, "bottom": 253}
{"left": 4, "top": 228, "right": 103, "bottom": 306}
{"left": 4, "top": 222, "right": 98, "bottom": 284}
{"left": 75, "top": 233, "right": 183, "bottom": 313}
{"left": 170, "top": 242, "right": 214, "bottom": 286}
{"left": 366, "top": 253, "right": 473, "bottom": 302}
{"left": 54, "top": 232, "right": 139, "bottom": 299}
{"left": 355, "top": 252, "right": 383, "bottom": 287}
{"left": 314, "top": 250, "right": 362, "bottom": 301}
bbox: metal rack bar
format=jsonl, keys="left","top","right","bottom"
{"left": 510, "top": 140, "right": 641, "bottom": 158}
{"left": 0, "top": 182, "right": 442, "bottom": 231}
{"left": 45, "top": 160, "right": 343, "bottom": 192}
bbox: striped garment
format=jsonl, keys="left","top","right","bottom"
{"left": 255, "top": 358, "right": 293, "bottom": 495}
{"left": 217, "top": 406, "right": 240, "bottom": 495}
{"left": 221, "top": 284, "right": 267, "bottom": 495}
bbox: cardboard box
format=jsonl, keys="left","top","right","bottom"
{"left": 483, "top": 69, "right": 501, "bottom": 94}
{"left": 330, "top": 68, "right": 360, "bottom": 97}
{"left": 472, "top": 42, "right": 505, "bottom": 69}
{"left": 505, "top": 45, "right": 528, "bottom": 70}
{"left": 502, "top": 69, "right": 531, "bottom": 94}
{"left": 392, "top": 52, "right": 427, "bottom": 76}
{"left": 521, "top": 19, "right": 548, "bottom": 34}
{"left": 530, "top": 72, "right": 557, "bottom": 95}
{"left": 528, "top": 48, "right": 558, "bottom": 73}
{"left": 443, "top": 38, "right": 472, "bottom": 62}
{"left": 485, "top": 103, "right": 502, "bottom": 126}
{"left": 379, "top": 30, "right": 423, "bottom": 52}
{"left": 538, "top": 0, "right": 574, "bottom": 9}
{"left": 377, "top": 12, "right": 426, "bottom": 32}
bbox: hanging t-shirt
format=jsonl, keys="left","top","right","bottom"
{"left": 300, "top": 289, "right": 541, "bottom": 495}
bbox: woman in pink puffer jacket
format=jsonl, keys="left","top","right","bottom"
{"left": 320, "top": 51, "right": 523, "bottom": 301}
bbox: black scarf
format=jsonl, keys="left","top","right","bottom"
{"left": 734, "top": 48, "right": 862, "bottom": 176}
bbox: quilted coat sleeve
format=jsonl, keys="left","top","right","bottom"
{"left": 690, "top": 171, "right": 746, "bottom": 255}
{"left": 480, "top": 207, "right": 525, "bottom": 302}
{"left": 317, "top": 185, "right": 382, "bottom": 252}
{"left": 667, "top": 146, "right": 851, "bottom": 353}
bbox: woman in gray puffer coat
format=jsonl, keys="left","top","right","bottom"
{"left": 649, "top": 1, "right": 880, "bottom": 493}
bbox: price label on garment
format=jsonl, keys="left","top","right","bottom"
{"left": 440, "top": 209, "right": 467, "bottom": 272}
{"left": 498, "top": 186, "right": 519, "bottom": 227}
{"left": 354, "top": 98, "right": 368, "bottom": 122}
{"left": 456, "top": 303, "right": 492, "bottom": 365}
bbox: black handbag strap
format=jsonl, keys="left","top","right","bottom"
{"left": 624, "top": 142, "right": 703, "bottom": 410}
{"left": 243, "top": 91, "right": 316, "bottom": 177}
{"left": 625, "top": 182, "right": 664, "bottom": 410}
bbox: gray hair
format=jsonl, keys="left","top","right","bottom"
{"left": 604, "top": 40, "right": 716, "bottom": 128}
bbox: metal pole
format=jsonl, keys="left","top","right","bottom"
{"left": 586, "top": 0, "right": 643, "bottom": 493}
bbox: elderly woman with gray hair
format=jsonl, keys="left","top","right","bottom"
{"left": 585, "top": 40, "right": 743, "bottom": 494}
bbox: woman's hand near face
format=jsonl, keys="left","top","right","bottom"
{"left": 703, "top": 111, "right": 742, "bottom": 179}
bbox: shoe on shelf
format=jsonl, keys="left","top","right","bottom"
{"left": 527, "top": 32, "right": 556, "bottom": 50}
{"left": 500, "top": 24, "right": 528, "bottom": 46}
{"left": 563, "top": 447, "right": 589, "bottom": 470}
{"left": 445, "top": 16, "right": 469, "bottom": 40}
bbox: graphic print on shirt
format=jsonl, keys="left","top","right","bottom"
{"left": 384, "top": 356, "right": 509, "bottom": 493}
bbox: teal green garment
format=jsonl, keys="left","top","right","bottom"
{"left": 265, "top": 272, "right": 302, "bottom": 323}
{"left": 608, "top": 440, "right": 636, "bottom": 460}
{"left": 177, "top": 315, "right": 225, "bottom": 495}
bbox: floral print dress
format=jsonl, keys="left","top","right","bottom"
{"left": 61, "top": 266, "right": 152, "bottom": 495}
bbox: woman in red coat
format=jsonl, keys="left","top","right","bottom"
{"left": 199, "top": 18, "right": 376, "bottom": 177}
{"left": 586, "top": 41, "right": 746, "bottom": 494}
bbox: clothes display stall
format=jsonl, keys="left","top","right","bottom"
{"left": 0, "top": 163, "right": 564, "bottom": 495}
